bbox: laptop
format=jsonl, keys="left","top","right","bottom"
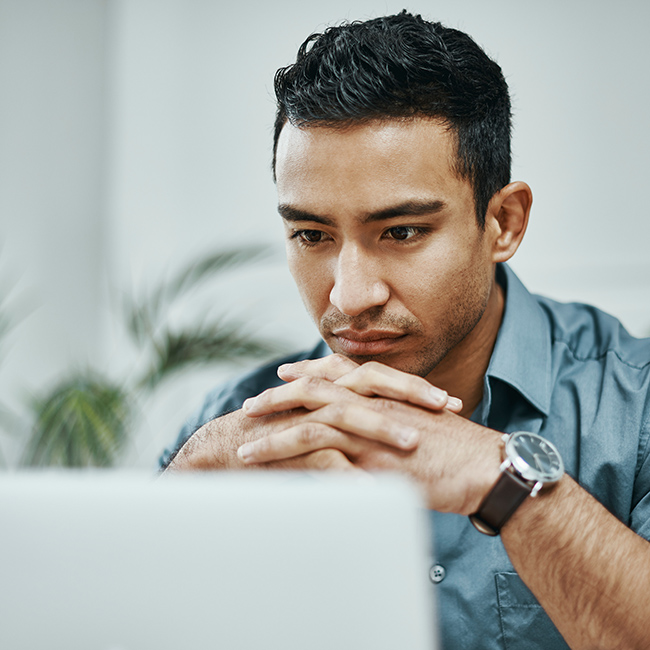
{"left": 0, "top": 471, "right": 438, "bottom": 650}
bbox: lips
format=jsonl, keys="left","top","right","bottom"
{"left": 331, "top": 328, "right": 407, "bottom": 356}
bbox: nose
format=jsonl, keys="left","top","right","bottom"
{"left": 329, "top": 244, "right": 390, "bottom": 316}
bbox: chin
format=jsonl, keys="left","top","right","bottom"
{"left": 340, "top": 349, "right": 443, "bottom": 378}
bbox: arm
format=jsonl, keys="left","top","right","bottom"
{"left": 165, "top": 408, "right": 357, "bottom": 472}
{"left": 240, "top": 355, "right": 650, "bottom": 650}
{"left": 166, "top": 354, "right": 461, "bottom": 473}
{"left": 502, "top": 474, "right": 650, "bottom": 650}
{"left": 239, "top": 358, "right": 500, "bottom": 513}
{"left": 165, "top": 410, "right": 255, "bottom": 471}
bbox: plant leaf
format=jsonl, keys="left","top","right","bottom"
{"left": 22, "top": 374, "right": 131, "bottom": 468}
{"left": 139, "top": 322, "right": 283, "bottom": 390}
{"left": 125, "top": 246, "right": 270, "bottom": 344}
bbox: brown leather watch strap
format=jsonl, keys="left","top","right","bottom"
{"left": 469, "top": 469, "right": 533, "bottom": 536}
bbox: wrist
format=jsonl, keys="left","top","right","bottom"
{"left": 501, "top": 472, "right": 569, "bottom": 536}
{"left": 469, "top": 431, "right": 565, "bottom": 536}
{"left": 455, "top": 425, "right": 504, "bottom": 516}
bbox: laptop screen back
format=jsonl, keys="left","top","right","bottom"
{"left": 0, "top": 472, "right": 437, "bottom": 650}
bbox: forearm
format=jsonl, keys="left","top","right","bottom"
{"left": 165, "top": 408, "right": 355, "bottom": 472}
{"left": 229, "top": 356, "right": 650, "bottom": 646}
{"left": 165, "top": 410, "right": 249, "bottom": 471}
{"left": 502, "top": 475, "right": 650, "bottom": 650}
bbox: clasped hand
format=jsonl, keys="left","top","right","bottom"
{"left": 237, "top": 354, "right": 501, "bottom": 514}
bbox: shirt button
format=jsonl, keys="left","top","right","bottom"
{"left": 429, "top": 564, "right": 446, "bottom": 584}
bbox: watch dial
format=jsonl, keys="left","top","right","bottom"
{"left": 508, "top": 432, "right": 564, "bottom": 482}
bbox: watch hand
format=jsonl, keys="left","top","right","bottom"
{"left": 533, "top": 453, "right": 543, "bottom": 471}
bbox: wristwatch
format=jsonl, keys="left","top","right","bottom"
{"left": 469, "top": 431, "right": 564, "bottom": 536}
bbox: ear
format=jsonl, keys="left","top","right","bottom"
{"left": 485, "top": 181, "right": 532, "bottom": 263}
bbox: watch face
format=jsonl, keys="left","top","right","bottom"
{"left": 506, "top": 432, "right": 564, "bottom": 482}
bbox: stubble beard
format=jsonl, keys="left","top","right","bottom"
{"left": 320, "top": 281, "right": 491, "bottom": 379}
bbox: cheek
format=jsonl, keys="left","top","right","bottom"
{"left": 286, "top": 249, "right": 332, "bottom": 318}
{"left": 393, "top": 245, "right": 460, "bottom": 300}
{"left": 444, "top": 241, "right": 494, "bottom": 316}
{"left": 396, "top": 237, "right": 491, "bottom": 317}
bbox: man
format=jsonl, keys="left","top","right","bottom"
{"left": 160, "top": 12, "right": 650, "bottom": 650}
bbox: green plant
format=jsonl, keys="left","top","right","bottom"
{"left": 22, "top": 246, "right": 283, "bottom": 468}
{"left": 126, "top": 247, "right": 277, "bottom": 390}
{"left": 23, "top": 375, "right": 130, "bottom": 467}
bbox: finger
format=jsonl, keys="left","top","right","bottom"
{"left": 334, "top": 361, "right": 462, "bottom": 412}
{"left": 243, "top": 376, "right": 354, "bottom": 416}
{"left": 247, "top": 367, "right": 463, "bottom": 421}
{"left": 300, "top": 449, "right": 358, "bottom": 471}
{"left": 241, "top": 401, "right": 419, "bottom": 460}
{"left": 445, "top": 396, "right": 463, "bottom": 413}
{"left": 237, "top": 407, "right": 412, "bottom": 465}
{"left": 277, "top": 356, "right": 464, "bottom": 412}
{"left": 238, "top": 422, "right": 359, "bottom": 464}
{"left": 271, "top": 449, "right": 361, "bottom": 472}
{"left": 278, "top": 354, "right": 359, "bottom": 382}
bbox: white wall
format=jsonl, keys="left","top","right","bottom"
{"left": 0, "top": 0, "right": 108, "bottom": 463}
{"left": 1, "top": 0, "right": 649, "bottom": 467}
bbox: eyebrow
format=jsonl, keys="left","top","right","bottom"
{"left": 278, "top": 199, "right": 446, "bottom": 226}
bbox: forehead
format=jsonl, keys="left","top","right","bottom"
{"left": 275, "top": 118, "right": 472, "bottom": 217}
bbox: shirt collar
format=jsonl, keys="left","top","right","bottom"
{"left": 482, "top": 264, "right": 552, "bottom": 418}
{"left": 319, "top": 263, "right": 552, "bottom": 420}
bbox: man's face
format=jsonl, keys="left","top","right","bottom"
{"left": 275, "top": 118, "right": 499, "bottom": 380}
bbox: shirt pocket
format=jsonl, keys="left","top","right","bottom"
{"left": 495, "top": 572, "right": 570, "bottom": 650}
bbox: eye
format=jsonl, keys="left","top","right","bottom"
{"left": 300, "top": 230, "right": 324, "bottom": 243}
{"left": 384, "top": 226, "right": 421, "bottom": 241}
{"left": 290, "top": 229, "right": 329, "bottom": 247}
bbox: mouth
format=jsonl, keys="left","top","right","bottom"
{"left": 330, "top": 328, "right": 407, "bottom": 356}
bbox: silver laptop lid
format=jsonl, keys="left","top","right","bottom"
{"left": 0, "top": 472, "right": 437, "bottom": 650}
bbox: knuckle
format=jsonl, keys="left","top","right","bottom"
{"left": 363, "top": 361, "right": 382, "bottom": 373}
{"left": 291, "top": 359, "right": 309, "bottom": 369}
{"left": 332, "top": 354, "right": 356, "bottom": 369}
{"left": 360, "top": 361, "right": 387, "bottom": 380}
{"left": 296, "top": 375, "right": 323, "bottom": 392}
{"left": 297, "top": 423, "right": 325, "bottom": 447}
{"left": 251, "top": 388, "right": 273, "bottom": 405}
{"left": 323, "top": 402, "right": 347, "bottom": 426}
{"left": 409, "top": 375, "right": 429, "bottom": 390}
{"left": 311, "top": 449, "right": 347, "bottom": 469}
{"left": 374, "top": 397, "right": 400, "bottom": 413}
{"left": 253, "top": 435, "right": 271, "bottom": 455}
{"left": 346, "top": 362, "right": 384, "bottom": 390}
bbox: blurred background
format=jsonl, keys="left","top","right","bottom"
{"left": 1, "top": 0, "right": 648, "bottom": 469}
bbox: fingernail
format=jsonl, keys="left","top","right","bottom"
{"left": 242, "top": 397, "right": 255, "bottom": 412}
{"left": 447, "top": 397, "right": 463, "bottom": 410}
{"left": 398, "top": 428, "right": 419, "bottom": 448}
{"left": 237, "top": 443, "right": 254, "bottom": 462}
{"left": 428, "top": 387, "right": 448, "bottom": 407}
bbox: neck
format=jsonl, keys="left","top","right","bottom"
{"left": 426, "top": 278, "right": 505, "bottom": 418}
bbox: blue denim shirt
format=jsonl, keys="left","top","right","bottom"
{"left": 160, "top": 264, "right": 650, "bottom": 650}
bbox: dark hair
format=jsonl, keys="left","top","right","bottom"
{"left": 273, "top": 11, "right": 511, "bottom": 227}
